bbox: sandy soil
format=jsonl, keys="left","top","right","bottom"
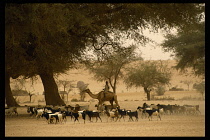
{"left": 5, "top": 91, "right": 205, "bottom": 137}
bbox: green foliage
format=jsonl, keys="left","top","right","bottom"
{"left": 124, "top": 61, "right": 171, "bottom": 89}
{"left": 162, "top": 22, "right": 205, "bottom": 77}
{"left": 85, "top": 45, "right": 140, "bottom": 93}
{"left": 71, "top": 98, "right": 79, "bottom": 102}
{"left": 6, "top": 3, "right": 204, "bottom": 79}
{"left": 155, "top": 85, "right": 166, "bottom": 96}
{"left": 193, "top": 81, "right": 205, "bottom": 97}
{"left": 124, "top": 60, "right": 171, "bottom": 100}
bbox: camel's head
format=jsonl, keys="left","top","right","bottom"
{"left": 83, "top": 88, "right": 90, "bottom": 93}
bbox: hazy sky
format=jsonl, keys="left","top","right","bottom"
{"left": 140, "top": 29, "right": 174, "bottom": 60}
{"left": 124, "top": 29, "right": 175, "bottom": 60}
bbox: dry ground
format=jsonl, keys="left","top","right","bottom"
{"left": 5, "top": 91, "right": 205, "bottom": 137}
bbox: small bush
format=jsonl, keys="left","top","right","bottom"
{"left": 71, "top": 98, "right": 78, "bottom": 102}
{"left": 169, "top": 87, "right": 184, "bottom": 91}
{"left": 155, "top": 86, "right": 166, "bottom": 96}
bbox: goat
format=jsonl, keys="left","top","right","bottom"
{"left": 116, "top": 106, "right": 127, "bottom": 121}
{"left": 35, "top": 108, "right": 44, "bottom": 119}
{"left": 157, "top": 104, "right": 173, "bottom": 115}
{"left": 127, "top": 110, "right": 138, "bottom": 122}
{"left": 54, "top": 112, "right": 64, "bottom": 123}
{"left": 145, "top": 108, "right": 161, "bottom": 121}
{"left": 85, "top": 110, "right": 102, "bottom": 122}
{"left": 137, "top": 106, "right": 147, "bottom": 119}
{"left": 62, "top": 110, "right": 73, "bottom": 121}
{"left": 27, "top": 106, "right": 36, "bottom": 116}
{"left": 183, "top": 105, "right": 198, "bottom": 115}
{"left": 104, "top": 108, "right": 119, "bottom": 122}
{"left": 5, "top": 107, "right": 18, "bottom": 116}
{"left": 42, "top": 113, "right": 59, "bottom": 124}
{"left": 72, "top": 110, "right": 86, "bottom": 124}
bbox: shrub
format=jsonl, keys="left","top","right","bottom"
{"left": 155, "top": 86, "right": 166, "bottom": 96}
{"left": 71, "top": 98, "right": 78, "bottom": 102}
{"left": 169, "top": 87, "right": 184, "bottom": 91}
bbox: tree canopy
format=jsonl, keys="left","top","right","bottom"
{"left": 6, "top": 3, "right": 204, "bottom": 78}
{"left": 85, "top": 45, "right": 140, "bottom": 93}
{"left": 162, "top": 22, "right": 205, "bottom": 77}
{"left": 5, "top": 3, "right": 204, "bottom": 106}
{"left": 124, "top": 61, "right": 171, "bottom": 100}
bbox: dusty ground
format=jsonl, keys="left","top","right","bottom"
{"left": 5, "top": 91, "right": 205, "bottom": 137}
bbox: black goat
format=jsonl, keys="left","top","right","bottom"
{"left": 72, "top": 110, "right": 86, "bottom": 124}
{"left": 85, "top": 110, "right": 102, "bottom": 122}
{"left": 145, "top": 109, "right": 161, "bottom": 121}
{"left": 42, "top": 113, "right": 59, "bottom": 124}
{"left": 116, "top": 107, "right": 127, "bottom": 121}
{"left": 127, "top": 110, "right": 138, "bottom": 121}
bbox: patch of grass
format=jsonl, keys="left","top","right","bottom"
{"left": 179, "top": 96, "right": 203, "bottom": 100}
{"left": 153, "top": 96, "right": 175, "bottom": 100}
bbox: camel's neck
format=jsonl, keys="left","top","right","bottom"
{"left": 86, "top": 90, "right": 98, "bottom": 99}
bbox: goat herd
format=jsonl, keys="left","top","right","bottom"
{"left": 5, "top": 103, "right": 201, "bottom": 124}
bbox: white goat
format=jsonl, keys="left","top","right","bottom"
{"left": 36, "top": 109, "right": 44, "bottom": 119}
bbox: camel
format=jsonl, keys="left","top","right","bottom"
{"left": 83, "top": 89, "right": 120, "bottom": 110}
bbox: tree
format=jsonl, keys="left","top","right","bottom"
{"left": 124, "top": 61, "right": 171, "bottom": 100}
{"left": 162, "top": 22, "right": 205, "bottom": 77}
{"left": 77, "top": 81, "right": 89, "bottom": 101}
{"left": 193, "top": 81, "right": 205, "bottom": 99}
{"left": 5, "top": 3, "right": 204, "bottom": 106}
{"left": 180, "top": 80, "right": 193, "bottom": 91}
{"left": 85, "top": 45, "right": 140, "bottom": 93}
{"left": 57, "top": 80, "right": 75, "bottom": 102}
{"left": 12, "top": 78, "right": 35, "bottom": 103}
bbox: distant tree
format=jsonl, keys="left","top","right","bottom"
{"left": 12, "top": 78, "right": 35, "bottom": 103}
{"left": 193, "top": 81, "right": 205, "bottom": 99}
{"left": 180, "top": 80, "right": 193, "bottom": 91}
{"left": 77, "top": 81, "right": 89, "bottom": 101}
{"left": 57, "top": 80, "right": 75, "bottom": 102}
{"left": 124, "top": 61, "right": 171, "bottom": 100}
{"left": 85, "top": 45, "right": 140, "bottom": 93}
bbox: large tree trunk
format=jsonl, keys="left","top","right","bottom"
{"left": 39, "top": 72, "right": 65, "bottom": 106}
{"left": 5, "top": 71, "right": 20, "bottom": 107}
{"left": 144, "top": 87, "right": 151, "bottom": 101}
